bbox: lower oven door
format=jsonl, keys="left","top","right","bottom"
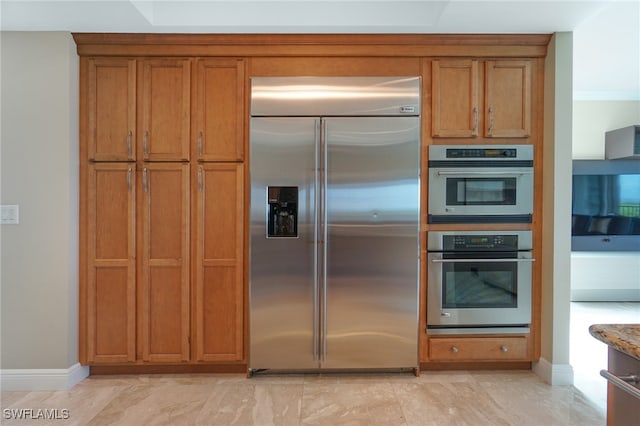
{"left": 427, "top": 252, "right": 533, "bottom": 327}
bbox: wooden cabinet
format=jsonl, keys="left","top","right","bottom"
{"left": 431, "top": 59, "right": 531, "bottom": 139}
{"left": 87, "top": 58, "right": 136, "bottom": 161}
{"left": 193, "top": 59, "right": 245, "bottom": 162}
{"left": 432, "top": 59, "right": 479, "bottom": 137}
{"left": 87, "top": 163, "right": 136, "bottom": 363}
{"left": 140, "top": 163, "right": 190, "bottom": 362}
{"left": 485, "top": 60, "right": 532, "bottom": 138}
{"left": 82, "top": 54, "right": 246, "bottom": 368}
{"left": 429, "top": 336, "right": 528, "bottom": 362}
{"left": 194, "top": 164, "right": 244, "bottom": 361}
{"left": 139, "top": 60, "right": 191, "bottom": 161}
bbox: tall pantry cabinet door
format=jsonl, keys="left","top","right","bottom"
{"left": 87, "top": 163, "right": 136, "bottom": 363}
{"left": 194, "top": 164, "right": 244, "bottom": 361}
{"left": 432, "top": 59, "right": 479, "bottom": 137}
{"left": 140, "top": 163, "right": 190, "bottom": 362}
{"left": 140, "top": 60, "right": 191, "bottom": 161}
{"left": 87, "top": 58, "right": 136, "bottom": 161}
{"left": 193, "top": 59, "right": 245, "bottom": 161}
{"left": 485, "top": 60, "right": 532, "bottom": 138}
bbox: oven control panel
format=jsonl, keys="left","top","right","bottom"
{"left": 446, "top": 148, "right": 517, "bottom": 158}
{"left": 427, "top": 230, "right": 533, "bottom": 252}
{"left": 444, "top": 234, "right": 518, "bottom": 251}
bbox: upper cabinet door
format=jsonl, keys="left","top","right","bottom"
{"left": 140, "top": 59, "right": 191, "bottom": 161}
{"left": 88, "top": 58, "right": 136, "bottom": 161}
{"left": 193, "top": 59, "right": 246, "bottom": 162}
{"left": 485, "top": 60, "right": 532, "bottom": 138}
{"left": 432, "top": 59, "right": 479, "bottom": 138}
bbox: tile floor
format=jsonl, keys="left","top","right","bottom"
{"left": 1, "top": 370, "right": 603, "bottom": 426}
{"left": 2, "top": 301, "right": 637, "bottom": 426}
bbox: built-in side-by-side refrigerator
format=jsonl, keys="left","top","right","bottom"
{"left": 249, "top": 77, "right": 421, "bottom": 373}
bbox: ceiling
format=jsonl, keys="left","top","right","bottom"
{"left": 1, "top": 0, "right": 639, "bottom": 100}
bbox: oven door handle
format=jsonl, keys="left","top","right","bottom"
{"left": 436, "top": 170, "right": 532, "bottom": 177}
{"left": 430, "top": 257, "right": 535, "bottom": 263}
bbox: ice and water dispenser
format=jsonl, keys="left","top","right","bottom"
{"left": 267, "top": 186, "right": 298, "bottom": 238}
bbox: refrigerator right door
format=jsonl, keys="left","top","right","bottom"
{"left": 323, "top": 117, "right": 420, "bottom": 369}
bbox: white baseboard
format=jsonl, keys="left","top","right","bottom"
{"left": 533, "top": 357, "right": 574, "bottom": 386}
{"left": 1, "top": 363, "right": 89, "bottom": 391}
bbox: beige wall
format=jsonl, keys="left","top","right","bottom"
{"left": 0, "top": 32, "right": 79, "bottom": 369}
{"left": 538, "top": 32, "right": 574, "bottom": 383}
{"left": 573, "top": 100, "right": 640, "bottom": 159}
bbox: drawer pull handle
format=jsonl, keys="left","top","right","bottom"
{"left": 451, "top": 346, "right": 459, "bottom": 353}
{"left": 501, "top": 345, "right": 508, "bottom": 353}
{"left": 600, "top": 370, "right": 640, "bottom": 399}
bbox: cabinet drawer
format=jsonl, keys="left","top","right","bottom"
{"left": 429, "top": 337, "right": 528, "bottom": 361}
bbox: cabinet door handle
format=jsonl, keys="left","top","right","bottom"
{"left": 127, "top": 167, "right": 132, "bottom": 192}
{"left": 142, "top": 168, "right": 148, "bottom": 193}
{"left": 501, "top": 345, "right": 508, "bottom": 353}
{"left": 451, "top": 346, "right": 459, "bottom": 353}
{"left": 197, "top": 131, "right": 203, "bottom": 158}
{"left": 472, "top": 107, "right": 478, "bottom": 134}
{"left": 488, "top": 107, "right": 494, "bottom": 134}
{"left": 197, "top": 166, "right": 203, "bottom": 192}
{"left": 143, "top": 131, "right": 149, "bottom": 158}
{"left": 127, "top": 130, "right": 133, "bottom": 158}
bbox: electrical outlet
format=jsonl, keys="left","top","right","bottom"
{"left": 1, "top": 205, "right": 19, "bottom": 224}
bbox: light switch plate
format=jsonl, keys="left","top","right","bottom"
{"left": 1, "top": 205, "right": 19, "bottom": 224}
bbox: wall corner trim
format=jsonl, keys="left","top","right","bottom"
{"left": 0, "top": 363, "right": 89, "bottom": 391}
{"left": 533, "top": 357, "right": 574, "bottom": 385}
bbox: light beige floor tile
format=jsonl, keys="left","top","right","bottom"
{"left": 196, "top": 383, "right": 303, "bottom": 426}
{"left": 477, "top": 374, "right": 604, "bottom": 426}
{"left": 0, "top": 391, "right": 31, "bottom": 408}
{"left": 393, "top": 381, "right": 511, "bottom": 426}
{"left": 301, "top": 382, "right": 407, "bottom": 425}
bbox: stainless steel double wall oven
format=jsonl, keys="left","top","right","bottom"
{"left": 427, "top": 145, "right": 535, "bottom": 334}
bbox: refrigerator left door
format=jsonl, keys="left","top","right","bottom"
{"left": 249, "top": 117, "right": 319, "bottom": 370}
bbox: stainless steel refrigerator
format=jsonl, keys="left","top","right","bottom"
{"left": 249, "top": 77, "right": 420, "bottom": 373}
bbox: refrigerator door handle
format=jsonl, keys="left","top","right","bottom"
{"left": 320, "top": 118, "right": 329, "bottom": 363}
{"left": 313, "top": 119, "right": 320, "bottom": 363}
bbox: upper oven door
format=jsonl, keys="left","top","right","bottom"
{"left": 427, "top": 251, "right": 533, "bottom": 327}
{"left": 428, "top": 166, "right": 533, "bottom": 223}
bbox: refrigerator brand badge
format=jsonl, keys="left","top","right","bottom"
{"left": 400, "top": 106, "right": 415, "bottom": 113}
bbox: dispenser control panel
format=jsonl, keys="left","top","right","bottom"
{"left": 267, "top": 186, "right": 298, "bottom": 238}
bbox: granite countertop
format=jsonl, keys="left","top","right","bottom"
{"left": 589, "top": 324, "right": 640, "bottom": 361}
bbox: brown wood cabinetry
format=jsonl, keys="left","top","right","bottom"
{"left": 431, "top": 59, "right": 532, "bottom": 139}
{"left": 87, "top": 163, "right": 136, "bottom": 363}
{"left": 429, "top": 336, "right": 528, "bottom": 362}
{"left": 76, "top": 33, "right": 548, "bottom": 372}
{"left": 140, "top": 163, "right": 190, "bottom": 362}
{"left": 87, "top": 58, "right": 136, "bottom": 161}
{"left": 485, "top": 60, "right": 532, "bottom": 138}
{"left": 432, "top": 59, "right": 479, "bottom": 137}
{"left": 194, "top": 164, "right": 244, "bottom": 362}
{"left": 139, "top": 59, "right": 191, "bottom": 161}
{"left": 193, "top": 59, "right": 245, "bottom": 162}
